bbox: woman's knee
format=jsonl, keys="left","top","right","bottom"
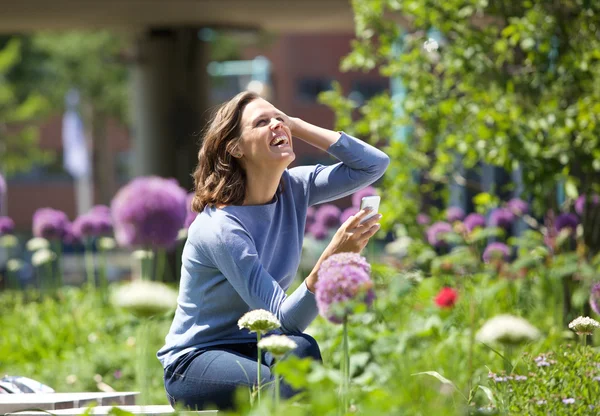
{"left": 289, "top": 333, "right": 322, "bottom": 361}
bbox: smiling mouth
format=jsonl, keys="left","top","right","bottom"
{"left": 269, "top": 134, "right": 289, "bottom": 147}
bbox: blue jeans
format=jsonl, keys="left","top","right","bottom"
{"left": 163, "top": 333, "right": 322, "bottom": 410}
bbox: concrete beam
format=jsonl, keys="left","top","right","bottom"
{"left": 0, "top": 0, "right": 355, "bottom": 34}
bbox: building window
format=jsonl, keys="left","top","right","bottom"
{"left": 348, "top": 79, "right": 389, "bottom": 105}
{"left": 296, "top": 78, "right": 333, "bottom": 103}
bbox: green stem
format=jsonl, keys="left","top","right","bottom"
{"left": 504, "top": 345, "right": 513, "bottom": 375}
{"left": 44, "top": 262, "right": 53, "bottom": 294}
{"left": 581, "top": 334, "right": 587, "bottom": 348}
{"left": 98, "top": 249, "right": 108, "bottom": 302}
{"left": 274, "top": 366, "right": 280, "bottom": 411}
{"left": 342, "top": 317, "right": 350, "bottom": 414}
{"left": 140, "top": 251, "right": 149, "bottom": 280}
{"left": 84, "top": 238, "right": 95, "bottom": 289}
{"left": 136, "top": 320, "right": 150, "bottom": 405}
{"left": 155, "top": 249, "right": 165, "bottom": 282}
{"left": 467, "top": 288, "right": 475, "bottom": 393}
{"left": 52, "top": 239, "right": 63, "bottom": 289}
{"left": 256, "top": 332, "right": 262, "bottom": 405}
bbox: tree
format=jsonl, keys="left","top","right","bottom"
{"left": 322, "top": 0, "right": 600, "bottom": 253}
{"left": 32, "top": 31, "right": 130, "bottom": 205}
{"left": 0, "top": 39, "right": 52, "bottom": 176}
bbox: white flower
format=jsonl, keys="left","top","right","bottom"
{"left": 423, "top": 38, "right": 439, "bottom": 52}
{"left": 238, "top": 309, "right": 281, "bottom": 334}
{"left": 27, "top": 237, "right": 50, "bottom": 252}
{"left": 568, "top": 316, "right": 600, "bottom": 335}
{"left": 32, "top": 248, "right": 56, "bottom": 267}
{"left": 6, "top": 258, "right": 24, "bottom": 272}
{"left": 65, "top": 374, "right": 77, "bottom": 384}
{"left": 0, "top": 234, "right": 18, "bottom": 248}
{"left": 401, "top": 270, "right": 424, "bottom": 285}
{"left": 257, "top": 335, "right": 298, "bottom": 357}
{"left": 476, "top": 314, "right": 541, "bottom": 346}
{"left": 97, "top": 237, "right": 116, "bottom": 251}
{"left": 112, "top": 280, "right": 178, "bottom": 317}
{"left": 126, "top": 336, "right": 136, "bottom": 347}
{"left": 385, "top": 236, "right": 413, "bottom": 258}
{"left": 177, "top": 228, "right": 188, "bottom": 241}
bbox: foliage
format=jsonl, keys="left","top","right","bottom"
{"left": 31, "top": 31, "right": 130, "bottom": 123}
{"left": 488, "top": 346, "right": 600, "bottom": 415}
{"left": 0, "top": 39, "right": 53, "bottom": 176}
{"left": 2, "top": 207, "right": 600, "bottom": 414}
{"left": 0, "top": 287, "right": 172, "bottom": 405}
{"left": 321, "top": 0, "right": 600, "bottom": 244}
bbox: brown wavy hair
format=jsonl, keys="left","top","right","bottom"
{"left": 192, "top": 91, "right": 284, "bottom": 212}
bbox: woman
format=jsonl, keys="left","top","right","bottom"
{"left": 158, "top": 91, "right": 390, "bottom": 410}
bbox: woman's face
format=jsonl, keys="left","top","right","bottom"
{"left": 237, "top": 98, "right": 295, "bottom": 171}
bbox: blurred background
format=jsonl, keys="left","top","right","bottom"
{"left": 0, "top": 1, "right": 389, "bottom": 286}
{"left": 2, "top": 1, "right": 600, "bottom": 412}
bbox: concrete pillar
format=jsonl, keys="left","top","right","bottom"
{"left": 131, "top": 28, "right": 211, "bottom": 191}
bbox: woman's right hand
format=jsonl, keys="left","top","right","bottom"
{"left": 323, "top": 208, "right": 382, "bottom": 257}
{"left": 306, "top": 209, "right": 381, "bottom": 292}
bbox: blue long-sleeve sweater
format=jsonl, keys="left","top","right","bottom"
{"left": 157, "top": 132, "right": 390, "bottom": 368}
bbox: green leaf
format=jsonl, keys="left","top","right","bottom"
{"left": 565, "top": 177, "right": 579, "bottom": 199}
{"left": 107, "top": 407, "right": 135, "bottom": 416}
{"left": 0, "top": 38, "right": 21, "bottom": 73}
{"left": 478, "top": 385, "right": 496, "bottom": 406}
{"left": 412, "top": 370, "right": 454, "bottom": 385}
{"left": 469, "top": 227, "right": 505, "bottom": 243}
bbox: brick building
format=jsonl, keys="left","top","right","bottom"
{"left": 5, "top": 33, "right": 388, "bottom": 232}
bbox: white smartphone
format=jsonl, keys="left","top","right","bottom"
{"left": 359, "top": 195, "right": 381, "bottom": 224}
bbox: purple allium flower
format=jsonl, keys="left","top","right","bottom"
{"left": 32, "top": 208, "right": 70, "bottom": 240}
{"left": 555, "top": 213, "right": 579, "bottom": 232}
{"left": 0, "top": 216, "right": 15, "bottom": 235}
{"left": 417, "top": 213, "right": 431, "bottom": 225}
{"left": 489, "top": 208, "right": 515, "bottom": 229}
{"left": 562, "top": 398, "right": 575, "bottom": 405}
{"left": 464, "top": 213, "right": 486, "bottom": 233}
{"left": 90, "top": 205, "right": 111, "bottom": 216}
{"left": 72, "top": 211, "right": 113, "bottom": 239}
{"left": 340, "top": 207, "right": 359, "bottom": 224}
{"left": 315, "top": 252, "right": 374, "bottom": 324}
{"left": 482, "top": 242, "right": 511, "bottom": 263}
{"left": 309, "top": 222, "right": 328, "bottom": 241}
{"left": 314, "top": 204, "right": 342, "bottom": 229}
{"left": 507, "top": 198, "right": 529, "bottom": 216}
{"left": 446, "top": 206, "right": 465, "bottom": 222}
{"left": 575, "top": 194, "right": 600, "bottom": 216}
{"left": 62, "top": 222, "right": 80, "bottom": 245}
{"left": 184, "top": 193, "right": 198, "bottom": 228}
{"left": 351, "top": 186, "right": 377, "bottom": 209}
{"left": 111, "top": 176, "right": 187, "bottom": 249}
{"left": 0, "top": 173, "right": 5, "bottom": 211}
{"left": 590, "top": 283, "right": 600, "bottom": 316}
{"left": 426, "top": 221, "right": 452, "bottom": 248}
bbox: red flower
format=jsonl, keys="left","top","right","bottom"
{"left": 435, "top": 287, "right": 458, "bottom": 308}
